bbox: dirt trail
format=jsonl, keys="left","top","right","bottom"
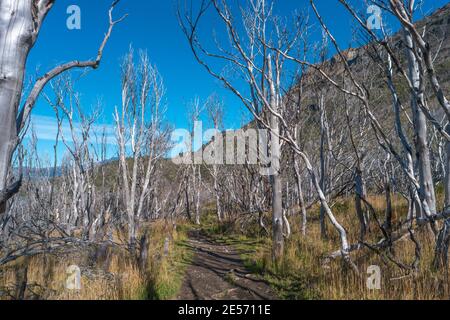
{"left": 176, "top": 230, "right": 276, "bottom": 300}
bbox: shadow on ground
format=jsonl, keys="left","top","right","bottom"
{"left": 175, "top": 230, "right": 276, "bottom": 300}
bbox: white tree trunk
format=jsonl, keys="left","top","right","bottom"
{"left": 354, "top": 166, "right": 368, "bottom": 240}
{"left": 294, "top": 157, "right": 307, "bottom": 236}
{"left": 404, "top": 28, "right": 437, "bottom": 219}
{"left": 0, "top": 1, "right": 39, "bottom": 213}
{"left": 445, "top": 124, "right": 450, "bottom": 209}
{"left": 0, "top": 0, "right": 122, "bottom": 214}
{"left": 319, "top": 94, "right": 329, "bottom": 238}
{"left": 213, "top": 165, "right": 222, "bottom": 222}
{"left": 267, "top": 56, "right": 284, "bottom": 262}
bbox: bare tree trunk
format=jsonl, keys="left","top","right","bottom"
{"left": 435, "top": 124, "right": 450, "bottom": 269}
{"left": 319, "top": 94, "right": 328, "bottom": 238}
{"left": 294, "top": 157, "right": 307, "bottom": 236}
{"left": 282, "top": 209, "right": 291, "bottom": 239}
{"left": 386, "top": 54, "right": 419, "bottom": 223}
{"left": 0, "top": 1, "right": 38, "bottom": 214}
{"left": 213, "top": 165, "right": 222, "bottom": 222}
{"left": 268, "top": 56, "right": 284, "bottom": 262}
{"left": 16, "top": 262, "right": 29, "bottom": 300}
{"left": 0, "top": 0, "right": 123, "bottom": 214}
{"left": 138, "top": 230, "right": 150, "bottom": 273}
{"left": 301, "top": 153, "right": 352, "bottom": 263}
{"left": 384, "top": 161, "right": 393, "bottom": 237}
{"left": 272, "top": 172, "right": 284, "bottom": 261}
{"left": 184, "top": 174, "right": 192, "bottom": 221}
{"left": 445, "top": 123, "right": 450, "bottom": 210}
{"left": 194, "top": 165, "right": 201, "bottom": 225}
{"left": 355, "top": 167, "right": 368, "bottom": 240}
{"left": 344, "top": 94, "right": 369, "bottom": 241}
{"left": 404, "top": 28, "right": 437, "bottom": 220}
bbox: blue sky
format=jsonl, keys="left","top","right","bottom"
{"left": 25, "top": 0, "right": 450, "bottom": 161}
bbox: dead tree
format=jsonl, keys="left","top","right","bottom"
{"left": 206, "top": 95, "right": 225, "bottom": 222}
{"left": 114, "top": 49, "right": 168, "bottom": 248}
{"left": 179, "top": 0, "right": 356, "bottom": 264}
{"left": 334, "top": 0, "right": 450, "bottom": 267}
{"left": 0, "top": 1, "right": 125, "bottom": 214}
{"left": 293, "top": 153, "right": 308, "bottom": 236}
{"left": 185, "top": 98, "right": 204, "bottom": 225}
{"left": 45, "top": 76, "right": 100, "bottom": 240}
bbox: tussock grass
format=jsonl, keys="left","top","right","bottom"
{"left": 146, "top": 222, "right": 193, "bottom": 300}
{"left": 0, "top": 220, "right": 193, "bottom": 300}
{"left": 202, "top": 195, "right": 450, "bottom": 300}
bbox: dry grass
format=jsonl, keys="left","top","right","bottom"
{"left": 2, "top": 194, "right": 449, "bottom": 300}
{"left": 206, "top": 195, "right": 450, "bottom": 300}
{"left": 0, "top": 220, "right": 192, "bottom": 300}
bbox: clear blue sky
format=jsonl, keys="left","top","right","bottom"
{"left": 25, "top": 0, "right": 450, "bottom": 162}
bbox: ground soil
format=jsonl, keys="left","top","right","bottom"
{"left": 176, "top": 230, "right": 276, "bottom": 300}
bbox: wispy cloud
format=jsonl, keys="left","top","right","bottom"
{"left": 27, "top": 114, "right": 116, "bottom": 145}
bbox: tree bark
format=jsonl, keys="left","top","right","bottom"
{"left": 0, "top": 1, "right": 41, "bottom": 214}
{"left": 294, "top": 157, "right": 307, "bottom": 236}
{"left": 355, "top": 167, "right": 368, "bottom": 241}
{"left": 404, "top": 28, "right": 437, "bottom": 219}
{"left": 384, "top": 165, "right": 393, "bottom": 237}
{"left": 0, "top": 0, "right": 123, "bottom": 215}
{"left": 435, "top": 124, "right": 450, "bottom": 269}
{"left": 319, "top": 94, "right": 329, "bottom": 238}
{"left": 444, "top": 123, "right": 450, "bottom": 209}
{"left": 213, "top": 165, "right": 222, "bottom": 222}
{"left": 268, "top": 56, "right": 284, "bottom": 262}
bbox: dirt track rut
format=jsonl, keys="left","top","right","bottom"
{"left": 176, "top": 231, "right": 276, "bottom": 300}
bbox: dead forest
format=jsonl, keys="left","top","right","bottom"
{"left": 1, "top": 0, "right": 450, "bottom": 300}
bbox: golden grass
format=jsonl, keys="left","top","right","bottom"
{"left": 2, "top": 193, "right": 449, "bottom": 300}
{"left": 0, "top": 220, "right": 193, "bottom": 300}
{"left": 205, "top": 195, "right": 450, "bottom": 300}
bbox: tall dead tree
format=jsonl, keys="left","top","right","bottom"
{"left": 0, "top": 0, "right": 125, "bottom": 215}
{"left": 179, "top": 0, "right": 355, "bottom": 264}
{"left": 46, "top": 77, "right": 99, "bottom": 239}
{"left": 267, "top": 55, "right": 284, "bottom": 261}
{"left": 206, "top": 95, "right": 225, "bottom": 223}
{"left": 178, "top": 0, "right": 286, "bottom": 260}
{"left": 334, "top": 0, "right": 450, "bottom": 266}
{"left": 115, "top": 49, "right": 168, "bottom": 248}
{"left": 186, "top": 98, "right": 204, "bottom": 225}
{"left": 403, "top": 27, "right": 437, "bottom": 220}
